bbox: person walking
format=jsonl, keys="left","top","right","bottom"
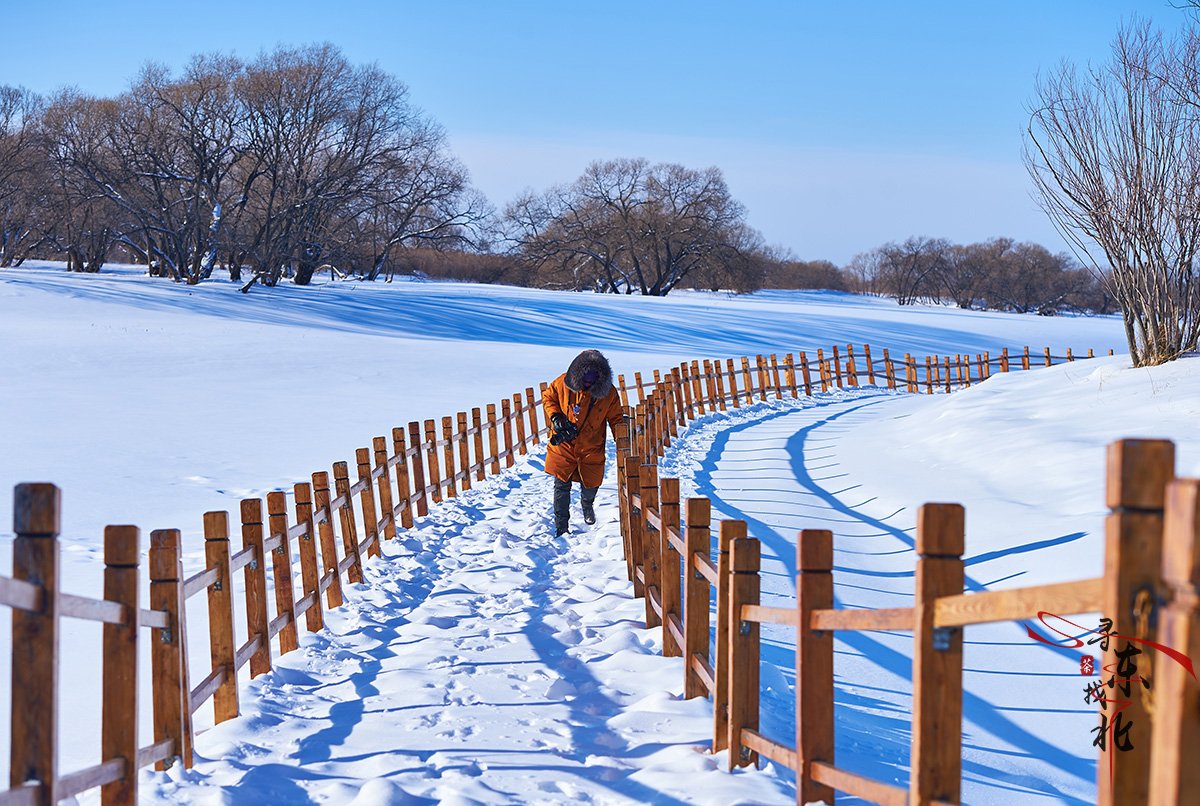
{"left": 542, "top": 349, "right": 625, "bottom": 536}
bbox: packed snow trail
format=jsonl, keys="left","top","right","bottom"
{"left": 662, "top": 389, "right": 1097, "bottom": 805}
{"left": 137, "top": 445, "right": 794, "bottom": 806}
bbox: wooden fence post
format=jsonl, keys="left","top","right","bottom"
{"left": 202, "top": 512, "right": 238, "bottom": 723}
{"left": 1044, "top": 346, "right": 1052, "bottom": 367}
{"left": 831, "top": 345, "right": 843, "bottom": 388}
{"left": 408, "top": 421, "right": 429, "bottom": 517}
{"left": 740, "top": 356, "right": 754, "bottom": 403}
{"left": 883, "top": 348, "right": 895, "bottom": 390}
{"left": 240, "top": 499, "right": 272, "bottom": 676}
{"left": 11, "top": 483, "right": 60, "bottom": 802}
{"left": 293, "top": 483, "right": 323, "bottom": 633}
{"left": 501, "top": 398, "right": 515, "bottom": 468}
{"left": 266, "top": 491, "right": 299, "bottom": 654}
{"left": 754, "top": 354, "right": 768, "bottom": 399}
{"left": 333, "top": 462, "right": 365, "bottom": 584}
{"left": 615, "top": 420, "right": 634, "bottom": 584}
{"left": 311, "top": 473, "right": 344, "bottom": 610}
{"left": 770, "top": 353, "right": 783, "bottom": 399}
{"left": 149, "top": 527, "right": 192, "bottom": 770}
{"left": 1149, "top": 476, "right": 1200, "bottom": 806}
{"left": 925, "top": 356, "right": 934, "bottom": 394}
{"left": 526, "top": 388, "right": 540, "bottom": 444}
{"left": 391, "top": 428, "right": 414, "bottom": 528}
{"left": 512, "top": 394, "right": 527, "bottom": 456}
{"left": 1100, "top": 439, "right": 1175, "bottom": 806}
{"left": 102, "top": 523, "right": 139, "bottom": 806}
{"left": 845, "top": 345, "right": 858, "bottom": 388}
{"left": 356, "top": 448, "right": 383, "bottom": 560}
{"left": 816, "top": 349, "right": 828, "bottom": 393}
{"left": 679, "top": 364, "right": 695, "bottom": 418}
{"left": 635, "top": 371, "right": 645, "bottom": 404}
{"left": 471, "top": 409, "right": 486, "bottom": 483}
{"left": 374, "top": 437, "right": 399, "bottom": 536}
{"left": 626, "top": 457, "right": 645, "bottom": 600}
{"left": 1022, "top": 346, "right": 1030, "bottom": 370}
{"left": 713, "top": 361, "right": 728, "bottom": 412}
{"left": 727, "top": 536, "right": 761, "bottom": 771}
{"left": 910, "top": 503, "right": 965, "bottom": 806}
{"left": 424, "top": 420, "right": 443, "bottom": 502}
{"left": 456, "top": 413, "right": 471, "bottom": 491}
{"left": 800, "top": 352, "right": 813, "bottom": 396}
{"left": 943, "top": 356, "right": 952, "bottom": 393}
{"left": 660, "top": 477, "right": 683, "bottom": 658}
{"left": 617, "top": 374, "right": 629, "bottom": 408}
{"left": 796, "top": 529, "right": 835, "bottom": 805}
{"left": 485, "top": 405, "right": 500, "bottom": 476}
{"left": 726, "top": 358, "right": 741, "bottom": 408}
{"left": 714, "top": 520, "right": 746, "bottom": 753}
{"left": 784, "top": 353, "right": 798, "bottom": 398}
{"left": 670, "top": 368, "right": 686, "bottom": 425}
{"left": 440, "top": 418, "right": 458, "bottom": 497}
{"left": 642, "top": 464, "right": 662, "bottom": 629}
{"left": 864, "top": 344, "right": 876, "bottom": 385}
{"left": 684, "top": 498, "right": 712, "bottom": 700}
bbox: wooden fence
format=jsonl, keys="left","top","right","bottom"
{"left": 615, "top": 356, "right": 1198, "bottom": 804}
{"left": 0, "top": 342, "right": 1108, "bottom": 806}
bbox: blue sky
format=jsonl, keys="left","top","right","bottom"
{"left": 2, "top": 0, "right": 1191, "bottom": 264}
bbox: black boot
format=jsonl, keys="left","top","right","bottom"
{"left": 581, "top": 485, "right": 598, "bottom": 525}
{"left": 553, "top": 477, "right": 571, "bottom": 535}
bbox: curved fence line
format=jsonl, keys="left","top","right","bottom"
{"left": 1, "top": 342, "right": 1120, "bottom": 806}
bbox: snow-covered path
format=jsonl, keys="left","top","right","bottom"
{"left": 662, "top": 390, "right": 1097, "bottom": 805}
{"left": 141, "top": 445, "right": 794, "bottom": 806}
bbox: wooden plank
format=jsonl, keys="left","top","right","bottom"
{"left": 797, "top": 529, "right": 835, "bottom": 805}
{"left": 647, "top": 585, "right": 663, "bottom": 619}
{"left": 665, "top": 613, "right": 684, "bottom": 653}
{"left": 713, "top": 520, "right": 744, "bottom": 753}
{"left": 60, "top": 592, "right": 126, "bottom": 624}
{"left": 139, "top": 609, "right": 169, "bottom": 629}
{"left": 333, "top": 462, "right": 365, "bottom": 585}
{"left": 769, "top": 353, "right": 783, "bottom": 398}
{"left": 725, "top": 358, "right": 740, "bottom": 409}
{"left": 684, "top": 498, "right": 712, "bottom": 701}
{"left": 694, "top": 552, "right": 717, "bottom": 585}
{"left": 659, "top": 478, "right": 682, "bottom": 658}
{"left": 799, "top": 351, "right": 813, "bottom": 396}
{"left": 239, "top": 499, "right": 272, "bottom": 678}
{"left": 0, "top": 576, "right": 42, "bottom": 612}
{"left": 934, "top": 578, "right": 1102, "bottom": 628}
{"left": 148, "top": 528, "right": 192, "bottom": 770}
{"left": 293, "top": 483, "right": 323, "bottom": 633}
{"left": 811, "top": 606, "right": 916, "bottom": 632}
{"left": 614, "top": 419, "right": 634, "bottom": 585}
{"left": 1100, "top": 439, "right": 1174, "bottom": 806}
{"left": 188, "top": 665, "right": 228, "bottom": 715}
{"left": 266, "top": 491, "right": 299, "bottom": 654}
{"left": 727, "top": 537, "right": 760, "bottom": 770}
{"left": 102, "top": 524, "right": 139, "bottom": 806}
{"left": 10, "top": 483, "right": 60, "bottom": 805}
{"left": 831, "top": 345, "right": 843, "bottom": 389}
{"left": 356, "top": 447, "right": 383, "bottom": 560}
{"left": 1149, "top": 477, "right": 1200, "bottom": 806}
{"left": 692, "top": 654, "right": 715, "bottom": 695}
{"left": 784, "top": 353, "right": 798, "bottom": 398}
{"left": 311, "top": 473, "right": 344, "bottom": 610}
{"left": 740, "top": 604, "right": 797, "bottom": 626}
{"left": 741, "top": 728, "right": 797, "bottom": 770}
{"left": 486, "top": 404, "right": 500, "bottom": 476}
{"left": 268, "top": 610, "right": 293, "bottom": 639}
{"left": 234, "top": 634, "right": 262, "bottom": 672}
{"left": 844, "top": 345, "right": 858, "bottom": 388}
{"left": 811, "top": 762, "right": 908, "bottom": 806}
{"left": 135, "top": 739, "right": 174, "bottom": 770}
{"left": 58, "top": 759, "right": 124, "bottom": 802}
{"left": 740, "top": 355, "right": 754, "bottom": 402}
{"left": 182, "top": 566, "right": 220, "bottom": 601}
{"left": 910, "top": 503, "right": 965, "bottom": 806}
{"left": 373, "top": 437, "right": 399, "bottom": 538}
{"left": 525, "top": 388, "right": 540, "bottom": 446}
{"left": 0, "top": 783, "right": 39, "bottom": 806}
{"left": 864, "top": 343, "right": 876, "bottom": 384}
{"left": 512, "top": 394, "right": 527, "bottom": 456}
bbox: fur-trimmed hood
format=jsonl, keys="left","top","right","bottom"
{"left": 565, "top": 349, "right": 614, "bottom": 398}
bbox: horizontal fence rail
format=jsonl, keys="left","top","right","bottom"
{"left": 3, "top": 342, "right": 1119, "bottom": 805}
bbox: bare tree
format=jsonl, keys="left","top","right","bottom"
{"left": 867, "top": 236, "right": 950, "bottom": 305}
{"left": 505, "top": 158, "right": 758, "bottom": 295}
{"left": 1026, "top": 21, "right": 1200, "bottom": 364}
{"left": 0, "top": 85, "right": 54, "bottom": 267}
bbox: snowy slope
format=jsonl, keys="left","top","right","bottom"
{"left": 3, "top": 261, "right": 1179, "bottom": 805}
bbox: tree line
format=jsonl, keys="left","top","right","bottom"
{"left": 0, "top": 41, "right": 1118, "bottom": 319}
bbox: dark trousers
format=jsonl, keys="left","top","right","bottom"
{"left": 554, "top": 477, "right": 597, "bottom": 532}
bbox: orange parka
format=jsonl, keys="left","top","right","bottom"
{"left": 542, "top": 373, "right": 624, "bottom": 488}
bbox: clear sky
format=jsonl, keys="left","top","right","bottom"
{"left": 1, "top": 0, "right": 1191, "bottom": 264}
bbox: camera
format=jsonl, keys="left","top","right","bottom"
{"left": 550, "top": 420, "right": 579, "bottom": 446}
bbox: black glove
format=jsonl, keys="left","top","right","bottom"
{"left": 550, "top": 413, "right": 579, "bottom": 446}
